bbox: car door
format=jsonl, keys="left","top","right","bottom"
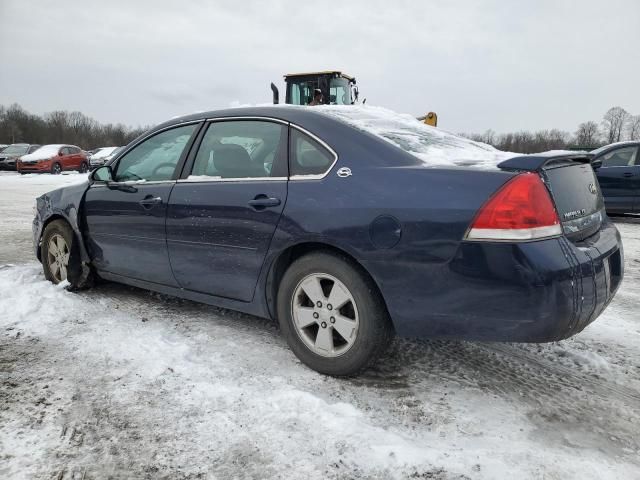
{"left": 84, "top": 123, "right": 200, "bottom": 285}
{"left": 594, "top": 145, "right": 639, "bottom": 213}
{"left": 166, "top": 119, "right": 288, "bottom": 301}
{"left": 57, "top": 147, "right": 70, "bottom": 170}
{"left": 69, "top": 146, "right": 81, "bottom": 169}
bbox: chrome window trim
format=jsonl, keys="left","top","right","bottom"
{"left": 288, "top": 124, "right": 339, "bottom": 181}
{"left": 177, "top": 176, "right": 287, "bottom": 184}
{"left": 598, "top": 164, "right": 640, "bottom": 169}
{"left": 204, "top": 116, "right": 289, "bottom": 125}
{"left": 89, "top": 180, "right": 177, "bottom": 188}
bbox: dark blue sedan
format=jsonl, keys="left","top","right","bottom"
{"left": 32, "top": 106, "right": 624, "bottom": 376}
{"left": 590, "top": 141, "right": 640, "bottom": 213}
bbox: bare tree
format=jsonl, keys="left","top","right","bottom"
{"left": 574, "top": 121, "right": 600, "bottom": 146}
{"left": 602, "top": 106, "right": 629, "bottom": 143}
{"left": 0, "top": 103, "right": 148, "bottom": 148}
{"left": 627, "top": 115, "right": 640, "bottom": 140}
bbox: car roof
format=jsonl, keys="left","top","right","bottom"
{"left": 591, "top": 141, "right": 640, "bottom": 156}
{"left": 156, "top": 106, "right": 335, "bottom": 129}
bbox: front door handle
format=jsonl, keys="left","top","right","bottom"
{"left": 248, "top": 195, "right": 281, "bottom": 210}
{"left": 139, "top": 195, "right": 162, "bottom": 209}
{"left": 623, "top": 172, "right": 634, "bottom": 177}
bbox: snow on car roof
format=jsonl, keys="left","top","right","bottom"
{"left": 314, "top": 105, "right": 514, "bottom": 169}
{"left": 20, "top": 144, "right": 67, "bottom": 161}
{"left": 91, "top": 146, "right": 119, "bottom": 159}
{"left": 590, "top": 140, "right": 639, "bottom": 155}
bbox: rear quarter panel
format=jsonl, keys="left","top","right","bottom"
{"left": 273, "top": 159, "right": 515, "bottom": 332}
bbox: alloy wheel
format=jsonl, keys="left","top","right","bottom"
{"left": 47, "top": 234, "right": 70, "bottom": 282}
{"left": 291, "top": 273, "right": 359, "bottom": 357}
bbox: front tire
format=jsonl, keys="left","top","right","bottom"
{"left": 51, "top": 163, "right": 62, "bottom": 175}
{"left": 277, "top": 251, "right": 394, "bottom": 376}
{"left": 41, "top": 220, "right": 92, "bottom": 289}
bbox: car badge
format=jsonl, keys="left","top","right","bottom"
{"left": 337, "top": 167, "right": 352, "bottom": 178}
{"left": 588, "top": 183, "right": 597, "bottom": 194}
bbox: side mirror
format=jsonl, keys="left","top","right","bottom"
{"left": 591, "top": 159, "right": 602, "bottom": 170}
{"left": 90, "top": 165, "right": 113, "bottom": 183}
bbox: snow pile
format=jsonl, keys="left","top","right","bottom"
{"left": 2, "top": 263, "right": 639, "bottom": 479}
{"left": 316, "top": 105, "right": 515, "bottom": 169}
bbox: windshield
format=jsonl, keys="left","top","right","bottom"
{"left": 2, "top": 145, "right": 29, "bottom": 155}
{"left": 329, "top": 78, "right": 351, "bottom": 105}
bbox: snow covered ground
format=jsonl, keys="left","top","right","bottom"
{"left": 0, "top": 172, "right": 639, "bottom": 480}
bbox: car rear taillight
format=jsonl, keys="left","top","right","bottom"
{"left": 466, "top": 172, "right": 562, "bottom": 241}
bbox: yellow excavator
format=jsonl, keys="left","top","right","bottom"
{"left": 270, "top": 70, "right": 437, "bottom": 127}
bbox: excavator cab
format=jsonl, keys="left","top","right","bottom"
{"left": 271, "top": 71, "right": 358, "bottom": 106}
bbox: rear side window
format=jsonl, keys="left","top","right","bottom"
{"left": 601, "top": 146, "right": 638, "bottom": 167}
{"left": 290, "top": 129, "right": 335, "bottom": 177}
{"left": 190, "top": 120, "right": 286, "bottom": 179}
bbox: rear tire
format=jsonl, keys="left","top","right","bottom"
{"left": 41, "top": 220, "right": 93, "bottom": 289}
{"left": 277, "top": 251, "right": 394, "bottom": 376}
{"left": 51, "top": 163, "right": 62, "bottom": 175}
{"left": 79, "top": 162, "right": 88, "bottom": 173}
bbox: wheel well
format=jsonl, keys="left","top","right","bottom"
{"left": 265, "top": 242, "right": 390, "bottom": 321}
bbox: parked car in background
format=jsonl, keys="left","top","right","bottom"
{"left": 0, "top": 143, "right": 41, "bottom": 170}
{"left": 32, "top": 106, "right": 623, "bottom": 376}
{"left": 89, "top": 146, "right": 119, "bottom": 170}
{"left": 17, "top": 144, "right": 88, "bottom": 174}
{"left": 590, "top": 141, "right": 639, "bottom": 214}
{"left": 103, "top": 146, "right": 125, "bottom": 165}
{"left": 0, "top": 144, "right": 8, "bottom": 152}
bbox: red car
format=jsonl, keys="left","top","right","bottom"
{"left": 17, "top": 144, "right": 89, "bottom": 174}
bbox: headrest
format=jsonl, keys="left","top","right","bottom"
{"left": 212, "top": 144, "right": 255, "bottom": 177}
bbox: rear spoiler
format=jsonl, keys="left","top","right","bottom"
{"left": 498, "top": 153, "right": 593, "bottom": 172}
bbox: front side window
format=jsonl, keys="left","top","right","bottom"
{"left": 290, "top": 129, "right": 335, "bottom": 177}
{"left": 190, "top": 121, "right": 286, "bottom": 179}
{"left": 601, "top": 146, "right": 638, "bottom": 167}
{"left": 114, "top": 124, "right": 197, "bottom": 182}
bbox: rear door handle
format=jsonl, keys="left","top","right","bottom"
{"left": 623, "top": 172, "right": 634, "bottom": 177}
{"left": 139, "top": 195, "right": 162, "bottom": 209}
{"left": 248, "top": 195, "right": 281, "bottom": 210}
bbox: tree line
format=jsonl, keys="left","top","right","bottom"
{"left": 0, "top": 103, "right": 149, "bottom": 150}
{"left": 464, "top": 106, "right": 640, "bottom": 154}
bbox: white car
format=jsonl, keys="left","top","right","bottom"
{"left": 89, "top": 147, "right": 119, "bottom": 170}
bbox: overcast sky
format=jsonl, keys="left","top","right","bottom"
{"left": 1, "top": 0, "right": 639, "bottom": 134}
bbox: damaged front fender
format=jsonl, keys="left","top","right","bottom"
{"left": 33, "top": 181, "right": 91, "bottom": 267}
